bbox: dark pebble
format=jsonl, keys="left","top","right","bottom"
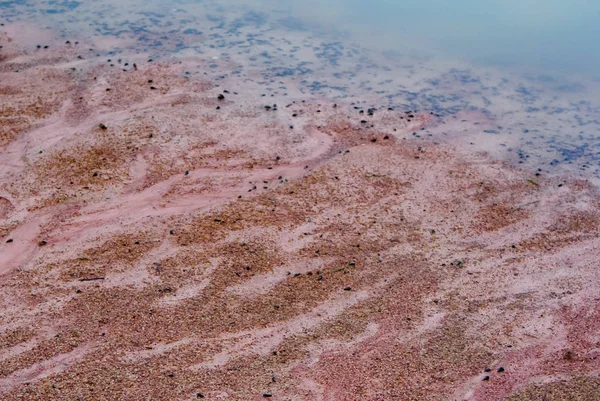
{"left": 484, "top": 368, "right": 491, "bottom": 372}
{"left": 197, "top": 393, "right": 204, "bottom": 398}
{"left": 185, "top": 170, "right": 189, "bottom": 175}
{"left": 150, "top": 86, "right": 156, "bottom": 90}
{"left": 170, "top": 230, "right": 175, "bottom": 235}
{"left": 343, "top": 286, "right": 351, "bottom": 291}
{"left": 218, "top": 94, "right": 225, "bottom": 100}
{"left": 383, "top": 135, "right": 389, "bottom": 139}
{"left": 497, "top": 367, "right": 505, "bottom": 373}
{"left": 482, "top": 376, "right": 490, "bottom": 381}
{"left": 263, "top": 394, "right": 272, "bottom": 398}
{"left": 6, "top": 239, "right": 13, "bottom": 243}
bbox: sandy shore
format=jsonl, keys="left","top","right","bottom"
{"left": 1, "top": 10, "right": 599, "bottom": 401}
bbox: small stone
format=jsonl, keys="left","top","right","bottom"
{"left": 497, "top": 367, "right": 505, "bottom": 373}
{"left": 218, "top": 94, "right": 225, "bottom": 100}
{"left": 98, "top": 123, "right": 107, "bottom": 130}
{"left": 6, "top": 239, "right": 13, "bottom": 243}
{"left": 185, "top": 170, "right": 189, "bottom": 175}
{"left": 484, "top": 368, "right": 491, "bottom": 372}
{"left": 482, "top": 376, "right": 490, "bottom": 381}
{"left": 150, "top": 86, "right": 156, "bottom": 90}
{"left": 263, "top": 393, "right": 272, "bottom": 398}
{"left": 170, "top": 230, "right": 175, "bottom": 235}
{"left": 197, "top": 393, "right": 204, "bottom": 398}
{"left": 343, "top": 286, "right": 351, "bottom": 291}
{"left": 38, "top": 240, "right": 48, "bottom": 246}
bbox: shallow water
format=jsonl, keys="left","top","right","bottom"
{"left": 2, "top": 0, "right": 599, "bottom": 181}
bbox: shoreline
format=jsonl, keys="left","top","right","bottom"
{"left": 1, "top": 13, "right": 600, "bottom": 401}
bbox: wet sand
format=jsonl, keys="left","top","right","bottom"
{"left": 1, "top": 3, "right": 600, "bottom": 400}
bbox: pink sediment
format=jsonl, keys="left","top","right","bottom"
{"left": 0, "top": 28, "right": 599, "bottom": 401}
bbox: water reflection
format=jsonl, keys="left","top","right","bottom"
{"left": 1, "top": 0, "right": 600, "bottom": 180}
